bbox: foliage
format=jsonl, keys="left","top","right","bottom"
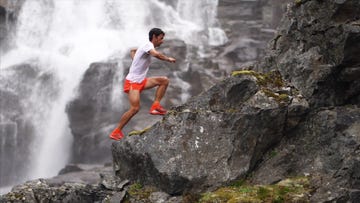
{"left": 126, "top": 183, "right": 156, "bottom": 202}
{"left": 231, "top": 70, "right": 284, "bottom": 88}
{"left": 232, "top": 70, "right": 290, "bottom": 104}
{"left": 295, "top": 0, "right": 302, "bottom": 5}
{"left": 128, "top": 126, "right": 151, "bottom": 136}
{"left": 199, "top": 177, "right": 311, "bottom": 203}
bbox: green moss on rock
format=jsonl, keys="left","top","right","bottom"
{"left": 199, "top": 177, "right": 311, "bottom": 203}
{"left": 126, "top": 183, "right": 156, "bottom": 202}
{"left": 232, "top": 70, "right": 290, "bottom": 104}
{"left": 128, "top": 126, "right": 151, "bottom": 136}
{"left": 231, "top": 70, "right": 284, "bottom": 88}
{"left": 262, "top": 89, "right": 290, "bottom": 104}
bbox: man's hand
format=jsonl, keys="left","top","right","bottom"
{"left": 167, "top": 57, "right": 176, "bottom": 63}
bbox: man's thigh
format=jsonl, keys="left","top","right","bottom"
{"left": 128, "top": 90, "right": 141, "bottom": 106}
{"left": 144, "top": 77, "right": 166, "bottom": 90}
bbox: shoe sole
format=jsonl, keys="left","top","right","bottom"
{"left": 109, "top": 135, "right": 123, "bottom": 140}
{"left": 149, "top": 111, "right": 166, "bottom": 115}
{"left": 109, "top": 132, "right": 124, "bottom": 141}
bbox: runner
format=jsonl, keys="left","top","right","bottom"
{"left": 110, "top": 28, "right": 176, "bottom": 140}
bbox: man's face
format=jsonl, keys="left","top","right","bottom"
{"left": 153, "top": 34, "right": 164, "bottom": 47}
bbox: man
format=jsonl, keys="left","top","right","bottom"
{"left": 110, "top": 28, "right": 176, "bottom": 140}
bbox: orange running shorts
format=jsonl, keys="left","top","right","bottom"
{"left": 123, "top": 78, "right": 147, "bottom": 93}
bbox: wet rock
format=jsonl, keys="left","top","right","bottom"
{"left": 0, "top": 63, "right": 57, "bottom": 187}
{"left": 58, "top": 164, "right": 84, "bottom": 175}
{"left": 0, "top": 165, "right": 126, "bottom": 203}
{"left": 100, "top": 173, "right": 129, "bottom": 191}
{"left": 66, "top": 62, "right": 120, "bottom": 163}
{"left": 0, "top": 0, "right": 24, "bottom": 51}
{"left": 105, "top": 191, "right": 127, "bottom": 203}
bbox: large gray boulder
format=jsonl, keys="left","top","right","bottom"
{"left": 251, "top": 106, "right": 360, "bottom": 202}
{"left": 256, "top": 0, "right": 360, "bottom": 107}
{"left": 66, "top": 62, "right": 120, "bottom": 163}
{"left": 112, "top": 73, "right": 308, "bottom": 194}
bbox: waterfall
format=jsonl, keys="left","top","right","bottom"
{"left": 176, "top": 0, "right": 227, "bottom": 46}
{"left": 0, "top": 0, "right": 227, "bottom": 191}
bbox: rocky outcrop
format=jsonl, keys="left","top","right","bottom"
{"left": 245, "top": 0, "right": 360, "bottom": 202}
{"left": 112, "top": 72, "right": 308, "bottom": 195}
{"left": 255, "top": 0, "right": 360, "bottom": 107}
{"left": 251, "top": 105, "right": 360, "bottom": 202}
{"left": 0, "top": 165, "right": 125, "bottom": 203}
{"left": 0, "top": 164, "right": 185, "bottom": 203}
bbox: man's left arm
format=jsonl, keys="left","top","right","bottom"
{"left": 149, "top": 49, "right": 176, "bottom": 63}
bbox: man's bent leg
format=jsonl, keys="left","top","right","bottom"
{"left": 110, "top": 90, "right": 141, "bottom": 140}
{"left": 144, "top": 77, "right": 169, "bottom": 115}
{"left": 144, "top": 76, "right": 169, "bottom": 101}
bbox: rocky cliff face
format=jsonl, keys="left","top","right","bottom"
{"left": 215, "top": 0, "right": 291, "bottom": 70}
{"left": 250, "top": 0, "right": 360, "bottom": 202}
{"left": 255, "top": 0, "right": 360, "bottom": 108}
{"left": 110, "top": 0, "right": 360, "bottom": 202}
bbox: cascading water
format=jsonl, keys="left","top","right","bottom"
{"left": 0, "top": 0, "right": 227, "bottom": 193}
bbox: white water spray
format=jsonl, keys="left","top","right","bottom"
{"left": 0, "top": 0, "right": 227, "bottom": 183}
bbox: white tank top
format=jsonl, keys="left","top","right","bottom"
{"left": 125, "top": 41, "right": 154, "bottom": 83}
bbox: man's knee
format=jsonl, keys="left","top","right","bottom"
{"left": 161, "top": 77, "right": 169, "bottom": 86}
{"left": 129, "top": 106, "right": 140, "bottom": 114}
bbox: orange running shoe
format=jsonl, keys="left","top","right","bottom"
{"left": 109, "top": 128, "right": 124, "bottom": 140}
{"left": 150, "top": 103, "right": 167, "bottom": 115}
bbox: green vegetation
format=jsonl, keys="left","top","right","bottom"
{"left": 262, "top": 89, "right": 290, "bottom": 104}
{"left": 232, "top": 70, "right": 290, "bottom": 104}
{"left": 231, "top": 70, "right": 284, "bottom": 88}
{"left": 199, "top": 177, "right": 310, "bottom": 203}
{"left": 128, "top": 126, "right": 151, "bottom": 136}
{"left": 269, "top": 150, "right": 278, "bottom": 158}
{"left": 125, "top": 183, "right": 156, "bottom": 201}
{"left": 295, "top": 0, "right": 302, "bottom": 5}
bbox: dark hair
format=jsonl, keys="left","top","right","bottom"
{"left": 149, "top": 28, "right": 165, "bottom": 41}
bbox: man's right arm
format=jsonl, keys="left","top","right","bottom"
{"left": 130, "top": 49, "right": 137, "bottom": 59}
